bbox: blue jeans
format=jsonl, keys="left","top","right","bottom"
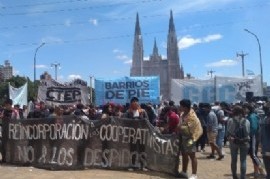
{"left": 249, "top": 134, "right": 263, "bottom": 167}
{"left": 230, "top": 142, "right": 249, "bottom": 179}
{"left": 216, "top": 125, "right": 225, "bottom": 152}
{"left": 263, "top": 156, "right": 270, "bottom": 179}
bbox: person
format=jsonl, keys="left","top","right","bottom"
{"left": 243, "top": 103, "right": 265, "bottom": 177}
{"left": 261, "top": 105, "right": 270, "bottom": 179}
{"left": 159, "top": 106, "right": 179, "bottom": 134}
{"left": 122, "top": 97, "right": 148, "bottom": 171}
{"left": 73, "top": 103, "right": 90, "bottom": 123}
{"left": 28, "top": 101, "right": 49, "bottom": 118}
{"left": 226, "top": 105, "right": 250, "bottom": 179}
{"left": 99, "top": 102, "right": 116, "bottom": 167}
{"left": 195, "top": 103, "right": 208, "bottom": 152}
{"left": 123, "top": 97, "right": 148, "bottom": 120}
{"left": 177, "top": 99, "right": 202, "bottom": 179}
{"left": 114, "top": 104, "right": 123, "bottom": 118}
{"left": 144, "top": 103, "right": 157, "bottom": 126}
{"left": 215, "top": 102, "right": 227, "bottom": 155}
{"left": 0, "top": 98, "right": 17, "bottom": 163}
{"left": 100, "top": 102, "right": 115, "bottom": 119}
{"left": 204, "top": 103, "right": 224, "bottom": 160}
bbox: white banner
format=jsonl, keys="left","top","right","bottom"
{"left": 9, "top": 83, "right": 28, "bottom": 107}
{"left": 38, "top": 79, "right": 89, "bottom": 106}
{"left": 171, "top": 75, "right": 262, "bottom": 104}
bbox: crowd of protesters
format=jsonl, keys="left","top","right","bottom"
{"left": 0, "top": 97, "right": 270, "bottom": 179}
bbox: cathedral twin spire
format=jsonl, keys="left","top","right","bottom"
{"left": 134, "top": 10, "right": 177, "bottom": 60}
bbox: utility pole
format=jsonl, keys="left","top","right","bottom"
{"left": 237, "top": 51, "right": 248, "bottom": 77}
{"left": 208, "top": 69, "right": 215, "bottom": 78}
{"left": 51, "top": 62, "right": 60, "bottom": 81}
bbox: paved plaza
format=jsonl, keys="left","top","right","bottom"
{"left": 0, "top": 145, "right": 262, "bottom": 179}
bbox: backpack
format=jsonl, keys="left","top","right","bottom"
{"left": 214, "top": 109, "right": 226, "bottom": 127}
{"left": 233, "top": 118, "right": 249, "bottom": 144}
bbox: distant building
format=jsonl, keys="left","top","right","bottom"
{"left": 0, "top": 60, "right": 13, "bottom": 81}
{"left": 40, "top": 71, "right": 52, "bottom": 80}
{"left": 130, "top": 11, "right": 184, "bottom": 100}
{"left": 265, "top": 86, "right": 270, "bottom": 99}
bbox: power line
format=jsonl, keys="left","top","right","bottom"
{"left": 0, "top": 2, "right": 267, "bottom": 29}
{"left": 1, "top": 2, "right": 268, "bottom": 17}
{"left": 2, "top": 19, "right": 253, "bottom": 47}
{"left": 1, "top": 0, "right": 93, "bottom": 9}
{"left": 0, "top": 13, "right": 260, "bottom": 31}
{"left": 0, "top": 0, "right": 164, "bottom": 16}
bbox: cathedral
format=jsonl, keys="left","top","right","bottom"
{"left": 130, "top": 11, "right": 184, "bottom": 100}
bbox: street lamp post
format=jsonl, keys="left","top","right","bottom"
{"left": 51, "top": 62, "right": 60, "bottom": 81}
{"left": 34, "top": 42, "right": 45, "bottom": 82}
{"left": 244, "top": 29, "right": 263, "bottom": 95}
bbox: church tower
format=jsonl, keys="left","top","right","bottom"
{"left": 130, "top": 13, "right": 143, "bottom": 76}
{"left": 167, "top": 10, "right": 182, "bottom": 79}
{"left": 130, "top": 11, "right": 184, "bottom": 101}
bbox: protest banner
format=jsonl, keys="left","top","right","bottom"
{"left": 2, "top": 116, "right": 179, "bottom": 176}
{"left": 38, "top": 79, "right": 89, "bottom": 106}
{"left": 95, "top": 76, "right": 160, "bottom": 105}
{"left": 9, "top": 83, "right": 28, "bottom": 107}
{"left": 171, "top": 75, "right": 262, "bottom": 103}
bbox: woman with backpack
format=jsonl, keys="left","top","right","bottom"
{"left": 226, "top": 105, "right": 250, "bottom": 179}
{"left": 243, "top": 103, "right": 265, "bottom": 178}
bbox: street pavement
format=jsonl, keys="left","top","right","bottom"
{"left": 0, "top": 145, "right": 264, "bottom": 179}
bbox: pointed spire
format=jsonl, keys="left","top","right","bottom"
{"left": 169, "top": 10, "right": 175, "bottom": 32}
{"left": 153, "top": 38, "right": 159, "bottom": 56}
{"left": 135, "top": 12, "right": 141, "bottom": 35}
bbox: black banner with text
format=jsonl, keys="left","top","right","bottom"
{"left": 2, "top": 116, "right": 180, "bottom": 175}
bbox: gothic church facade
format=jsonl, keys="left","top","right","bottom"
{"left": 130, "top": 11, "right": 184, "bottom": 100}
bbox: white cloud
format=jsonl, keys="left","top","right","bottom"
{"left": 68, "top": 74, "right": 82, "bottom": 80}
{"left": 124, "top": 60, "right": 132, "bottom": 64}
{"left": 41, "top": 36, "right": 63, "bottom": 44}
{"left": 89, "top": 18, "right": 98, "bottom": 26}
{"left": 204, "top": 34, "right": 223, "bottom": 42}
{"left": 113, "top": 49, "right": 132, "bottom": 64}
{"left": 205, "top": 59, "right": 238, "bottom": 67}
{"left": 178, "top": 34, "right": 222, "bottom": 49}
{"left": 36, "top": 65, "right": 48, "bottom": 69}
{"left": 64, "top": 19, "right": 72, "bottom": 27}
{"left": 116, "top": 54, "right": 129, "bottom": 60}
{"left": 113, "top": 49, "right": 122, "bottom": 53}
{"left": 178, "top": 36, "right": 202, "bottom": 49}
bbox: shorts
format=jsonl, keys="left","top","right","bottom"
{"left": 207, "top": 131, "right": 217, "bottom": 144}
{"left": 181, "top": 136, "right": 197, "bottom": 153}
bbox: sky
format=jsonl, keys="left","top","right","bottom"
{"left": 0, "top": 0, "right": 269, "bottom": 87}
